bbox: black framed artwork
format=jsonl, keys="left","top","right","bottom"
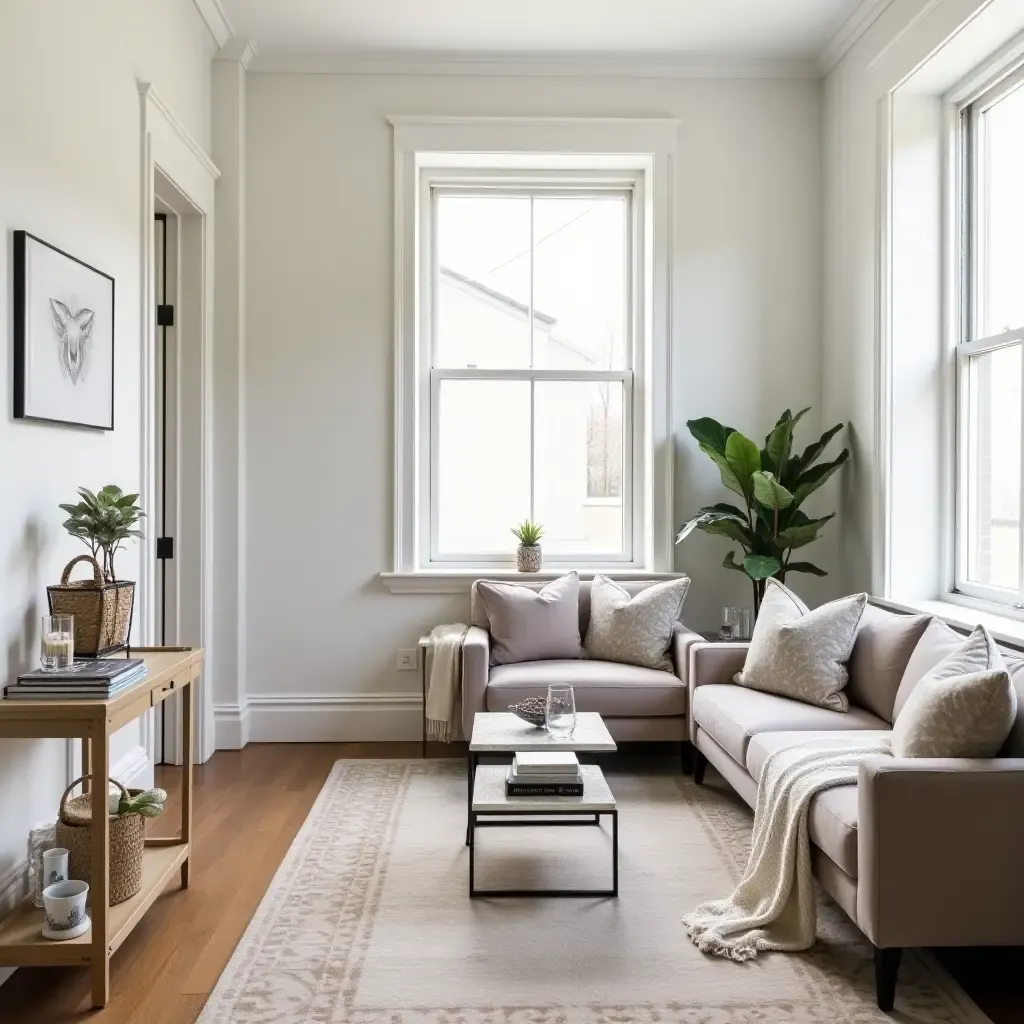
{"left": 13, "top": 230, "right": 115, "bottom": 430}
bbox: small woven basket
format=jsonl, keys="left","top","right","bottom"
{"left": 56, "top": 776, "right": 145, "bottom": 906}
{"left": 48, "top": 555, "right": 135, "bottom": 656}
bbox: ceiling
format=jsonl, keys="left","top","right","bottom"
{"left": 218, "top": 0, "right": 867, "bottom": 62}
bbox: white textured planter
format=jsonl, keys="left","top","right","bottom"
{"left": 516, "top": 544, "right": 542, "bottom": 572}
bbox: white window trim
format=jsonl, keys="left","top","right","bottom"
{"left": 948, "top": 59, "right": 1024, "bottom": 617}
{"left": 385, "top": 117, "right": 678, "bottom": 592}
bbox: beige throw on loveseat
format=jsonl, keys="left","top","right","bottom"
{"left": 425, "top": 624, "right": 468, "bottom": 743}
{"left": 684, "top": 735, "right": 892, "bottom": 960}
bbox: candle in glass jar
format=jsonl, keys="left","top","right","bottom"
{"left": 42, "top": 631, "right": 73, "bottom": 661}
{"left": 40, "top": 615, "right": 74, "bottom": 671}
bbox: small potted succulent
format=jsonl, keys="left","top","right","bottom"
{"left": 49, "top": 485, "right": 145, "bottom": 655}
{"left": 512, "top": 520, "right": 544, "bottom": 572}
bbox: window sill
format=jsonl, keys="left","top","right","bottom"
{"left": 380, "top": 569, "right": 685, "bottom": 595}
{"left": 873, "top": 596, "right": 1024, "bottom": 650}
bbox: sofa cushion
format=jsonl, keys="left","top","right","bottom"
{"left": 691, "top": 684, "right": 889, "bottom": 765}
{"left": 476, "top": 572, "right": 582, "bottom": 666}
{"left": 486, "top": 659, "right": 686, "bottom": 718}
{"left": 893, "top": 626, "right": 1016, "bottom": 758}
{"left": 734, "top": 579, "right": 867, "bottom": 712}
{"left": 584, "top": 574, "right": 690, "bottom": 671}
{"left": 847, "top": 605, "right": 931, "bottom": 722}
{"left": 745, "top": 730, "right": 891, "bottom": 878}
{"left": 892, "top": 617, "right": 965, "bottom": 719}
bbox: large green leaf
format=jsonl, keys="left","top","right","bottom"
{"left": 764, "top": 407, "right": 810, "bottom": 472}
{"left": 775, "top": 513, "right": 835, "bottom": 549}
{"left": 785, "top": 561, "right": 828, "bottom": 576}
{"left": 743, "top": 553, "right": 782, "bottom": 580}
{"left": 700, "top": 502, "right": 749, "bottom": 519}
{"left": 700, "top": 516, "right": 755, "bottom": 548}
{"left": 752, "top": 471, "right": 795, "bottom": 510}
{"left": 701, "top": 443, "right": 746, "bottom": 498}
{"left": 687, "top": 417, "right": 735, "bottom": 456}
{"left": 725, "top": 431, "right": 761, "bottom": 499}
{"left": 792, "top": 449, "right": 850, "bottom": 506}
{"left": 794, "top": 423, "right": 844, "bottom": 473}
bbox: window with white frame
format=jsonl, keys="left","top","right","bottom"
{"left": 387, "top": 118, "right": 676, "bottom": 584}
{"left": 955, "top": 66, "right": 1024, "bottom": 609}
{"left": 427, "top": 179, "right": 636, "bottom": 565}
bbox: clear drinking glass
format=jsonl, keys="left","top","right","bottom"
{"left": 40, "top": 615, "right": 74, "bottom": 672}
{"left": 719, "top": 607, "right": 736, "bottom": 640}
{"left": 545, "top": 685, "right": 576, "bottom": 736}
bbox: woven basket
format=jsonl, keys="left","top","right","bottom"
{"left": 56, "top": 776, "right": 145, "bottom": 906}
{"left": 48, "top": 555, "right": 135, "bottom": 656}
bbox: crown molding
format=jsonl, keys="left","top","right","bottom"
{"left": 819, "top": 0, "right": 895, "bottom": 73}
{"left": 215, "top": 36, "right": 260, "bottom": 68}
{"left": 249, "top": 49, "right": 819, "bottom": 79}
{"left": 193, "top": 0, "right": 234, "bottom": 49}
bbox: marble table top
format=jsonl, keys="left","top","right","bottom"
{"left": 471, "top": 763, "right": 615, "bottom": 812}
{"left": 468, "top": 712, "right": 617, "bottom": 752}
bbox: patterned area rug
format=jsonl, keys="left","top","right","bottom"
{"left": 198, "top": 760, "right": 990, "bottom": 1024}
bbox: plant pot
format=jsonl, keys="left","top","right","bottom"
{"left": 516, "top": 544, "right": 542, "bottom": 572}
{"left": 47, "top": 555, "right": 135, "bottom": 657}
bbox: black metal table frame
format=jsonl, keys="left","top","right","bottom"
{"left": 466, "top": 751, "right": 618, "bottom": 898}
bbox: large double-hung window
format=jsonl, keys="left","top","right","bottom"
{"left": 429, "top": 181, "right": 635, "bottom": 565}
{"left": 955, "top": 67, "right": 1024, "bottom": 609}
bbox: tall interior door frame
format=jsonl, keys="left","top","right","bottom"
{"left": 139, "top": 83, "right": 219, "bottom": 767}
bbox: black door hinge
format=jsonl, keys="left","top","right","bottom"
{"left": 156, "top": 304, "right": 175, "bottom": 328}
{"left": 156, "top": 537, "right": 174, "bottom": 560}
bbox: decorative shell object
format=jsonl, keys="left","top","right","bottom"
{"left": 508, "top": 696, "right": 547, "bottom": 727}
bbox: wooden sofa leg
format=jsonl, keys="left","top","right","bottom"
{"left": 693, "top": 750, "right": 707, "bottom": 785}
{"left": 874, "top": 947, "right": 902, "bottom": 1012}
{"left": 680, "top": 741, "right": 694, "bottom": 775}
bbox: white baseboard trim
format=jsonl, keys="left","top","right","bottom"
{"left": 230, "top": 693, "right": 423, "bottom": 743}
{"left": 215, "top": 701, "right": 251, "bottom": 749}
{"left": 111, "top": 744, "right": 153, "bottom": 790}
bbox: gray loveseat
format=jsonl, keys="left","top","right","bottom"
{"left": 681, "top": 600, "right": 1024, "bottom": 1011}
{"left": 461, "top": 578, "right": 695, "bottom": 758}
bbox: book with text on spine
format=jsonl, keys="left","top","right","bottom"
{"left": 505, "top": 767, "right": 584, "bottom": 796}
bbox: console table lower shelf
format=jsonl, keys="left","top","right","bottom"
{"left": 0, "top": 646, "right": 203, "bottom": 1008}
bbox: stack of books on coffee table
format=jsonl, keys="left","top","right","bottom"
{"left": 505, "top": 751, "right": 584, "bottom": 796}
{"left": 4, "top": 659, "right": 148, "bottom": 700}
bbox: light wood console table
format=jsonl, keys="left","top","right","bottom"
{"left": 0, "top": 646, "right": 203, "bottom": 1008}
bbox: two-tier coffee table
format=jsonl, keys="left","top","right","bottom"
{"left": 466, "top": 711, "right": 618, "bottom": 898}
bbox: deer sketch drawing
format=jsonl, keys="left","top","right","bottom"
{"left": 49, "top": 299, "right": 95, "bottom": 384}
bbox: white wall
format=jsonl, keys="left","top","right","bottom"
{"left": 822, "top": 0, "right": 1024, "bottom": 598}
{"left": 0, "top": 0, "right": 214, "bottom": 925}
{"left": 242, "top": 71, "right": 827, "bottom": 738}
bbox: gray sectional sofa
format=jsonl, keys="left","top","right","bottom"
{"left": 681, "top": 600, "right": 1024, "bottom": 1010}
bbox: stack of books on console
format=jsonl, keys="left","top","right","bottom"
{"left": 505, "top": 752, "right": 584, "bottom": 796}
{"left": 4, "top": 659, "right": 148, "bottom": 700}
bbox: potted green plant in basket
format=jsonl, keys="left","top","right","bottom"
{"left": 512, "top": 520, "right": 544, "bottom": 572}
{"left": 49, "top": 485, "right": 145, "bottom": 656}
{"left": 675, "top": 409, "right": 848, "bottom": 613}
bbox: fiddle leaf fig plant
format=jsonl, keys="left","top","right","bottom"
{"left": 676, "top": 408, "right": 849, "bottom": 611}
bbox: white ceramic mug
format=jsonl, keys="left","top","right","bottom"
{"left": 42, "top": 847, "right": 69, "bottom": 888}
{"left": 42, "top": 879, "right": 89, "bottom": 939}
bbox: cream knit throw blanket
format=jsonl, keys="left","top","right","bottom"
{"left": 684, "top": 735, "right": 892, "bottom": 960}
{"left": 424, "top": 624, "right": 468, "bottom": 743}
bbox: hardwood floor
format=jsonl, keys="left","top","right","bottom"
{"left": 0, "top": 743, "right": 1019, "bottom": 1023}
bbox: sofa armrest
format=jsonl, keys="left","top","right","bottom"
{"left": 461, "top": 626, "right": 490, "bottom": 742}
{"left": 857, "top": 756, "right": 1024, "bottom": 948}
{"left": 686, "top": 641, "right": 749, "bottom": 742}
{"left": 671, "top": 625, "right": 704, "bottom": 680}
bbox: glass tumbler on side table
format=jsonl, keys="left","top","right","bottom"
{"left": 40, "top": 615, "right": 74, "bottom": 672}
{"left": 545, "top": 685, "right": 576, "bottom": 736}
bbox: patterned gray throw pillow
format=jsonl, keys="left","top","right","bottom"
{"left": 584, "top": 575, "right": 690, "bottom": 671}
{"left": 892, "top": 625, "right": 1017, "bottom": 758}
{"left": 735, "top": 580, "right": 867, "bottom": 712}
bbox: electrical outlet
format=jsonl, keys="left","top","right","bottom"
{"left": 397, "top": 648, "right": 419, "bottom": 671}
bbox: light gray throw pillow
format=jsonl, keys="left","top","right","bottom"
{"left": 584, "top": 575, "right": 690, "bottom": 671}
{"left": 477, "top": 572, "right": 582, "bottom": 666}
{"left": 735, "top": 579, "right": 867, "bottom": 712}
{"left": 892, "top": 625, "right": 1017, "bottom": 758}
